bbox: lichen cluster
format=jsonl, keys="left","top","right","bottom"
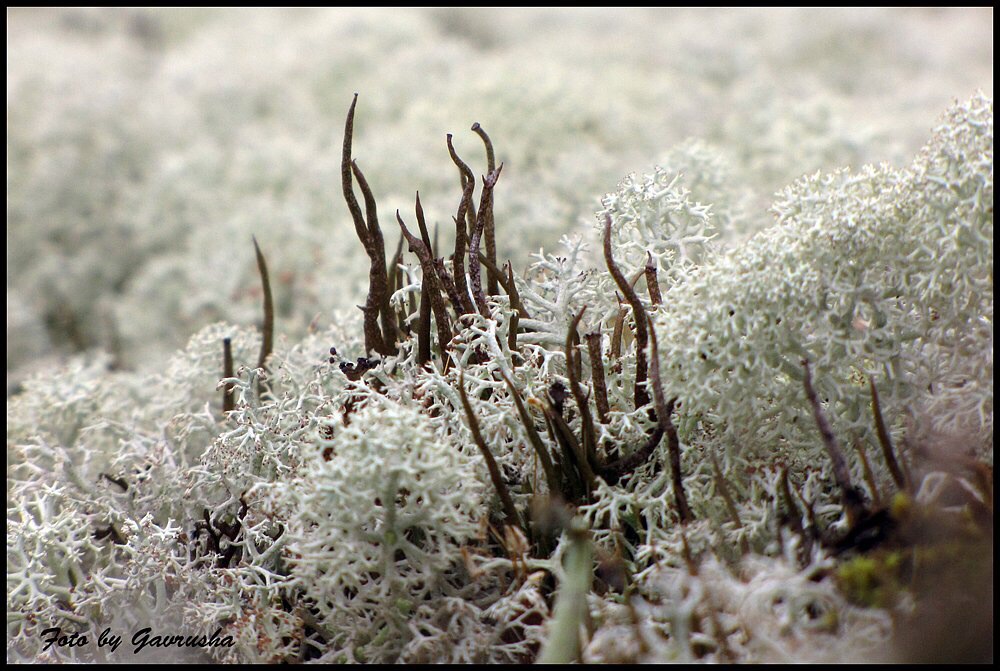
{"left": 7, "top": 92, "right": 992, "bottom": 663}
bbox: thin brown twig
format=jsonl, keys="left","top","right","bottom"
{"left": 459, "top": 371, "right": 521, "bottom": 530}
{"left": 853, "top": 439, "right": 882, "bottom": 508}
{"left": 565, "top": 308, "right": 600, "bottom": 476}
{"left": 252, "top": 236, "right": 274, "bottom": 399}
{"left": 603, "top": 215, "right": 650, "bottom": 410}
{"left": 499, "top": 369, "right": 562, "bottom": 499}
{"left": 414, "top": 191, "right": 433, "bottom": 251}
{"left": 649, "top": 317, "right": 692, "bottom": 522}
{"left": 546, "top": 402, "right": 596, "bottom": 497}
{"left": 598, "top": 427, "right": 664, "bottom": 485}
{"left": 433, "top": 257, "right": 466, "bottom": 316}
{"left": 222, "top": 337, "right": 234, "bottom": 414}
{"left": 868, "top": 376, "right": 907, "bottom": 490}
{"left": 585, "top": 331, "right": 610, "bottom": 424}
{"left": 417, "top": 280, "right": 432, "bottom": 366}
{"left": 802, "top": 359, "right": 864, "bottom": 523}
{"left": 709, "top": 450, "right": 748, "bottom": 553}
{"left": 504, "top": 262, "right": 531, "bottom": 320}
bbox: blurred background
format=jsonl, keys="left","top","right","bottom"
{"left": 6, "top": 7, "right": 993, "bottom": 393}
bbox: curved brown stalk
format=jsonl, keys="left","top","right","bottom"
{"left": 603, "top": 215, "right": 650, "bottom": 410}
{"left": 469, "top": 165, "right": 503, "bottom": 317}
{"left": 351, "top": 161, "right": 397, "bottom": 354}
{"left": 446, "top": 133, "right": 477, "bottom": 229}
{"left": 341, "top": 95, "right": 390, "bottom": 355}
{"left": 252, "top": 236, "right": 274, "bottom": 373}
{"left": 471, "top": 122, "right": 499, "bottom": 296}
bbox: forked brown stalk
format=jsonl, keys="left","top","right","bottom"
{"left": 446, "top": 133, "right": 477, "bottom": 233}
{"left": 396, "top": 209, "right": 454, "bottom": 361}
{"left": 341, "top": 95, "right": 392, "bottom": 355}
{"left": 446, "top": 136, "right": 477, "bottom": 315}
{"left": 471, "top": 122, "right": 499, "bottom": 296}
{"left": 351, "top": 161, "right": 397, "bottom": 354}
{"left": 469, "top": 165, "right": 503, "bottom": 317}
{"left": 459, "top": 371, "right": 521, "bottom": 530}
{"left": 603, "top": 215, "right": 650, "bottom": 409}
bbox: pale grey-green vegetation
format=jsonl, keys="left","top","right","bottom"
{"left": 7, "top": 8, "right": 993, "bottom": 664}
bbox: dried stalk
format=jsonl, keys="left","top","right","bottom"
{"left": 868, "top": 376, "right": 907, "bottom": 490}
{"left": 853, "top": 439, "right": 882, "bottom": 508}
{"left": 459, "top": 371, "right": 521, "bottom": 530}
{"left": 649, "top": 318, "right": 692, "bottom": 522}
{"left": 610, "top": 305, "right": 627, "bottom": 364}
{"left": 341, "top": 95, "right": 391, "bottom": 355}
{"left": 499, "top": 369, "right": 562, "bottom": 499}
{"left": 644, "top": 251, "right": 662, "bottom": 306}
{"left": 222, "top": 337, "right": 234, "bottom": 414}
{"left": 417, "top": 281, "right": 432, "bottom": 366}
{"left": 546, "top": 402, "right": 596, "bottom": 497}
{"left": 603, "top": 215, "right": 650, "bottom": 409}
{"left": 446, "top": 133, "right": 477, "bottom": 234}
{"left": 709, "top": 450, "right": 748, "bottom": 553}
{"left": 471, "top": 122, "right": 499, "bottom": 296}
{"left": 469, "top": 165, "right": 503, "bottom": 317}
{"left": 252, "top": 236, "right": 274, "bottom": 374}
{"left": 565, "top": 308, "right": 600, "bottom": 475}
{"left": 396, "top": 209, "right": 453, "bottom": 360}
{"left": 351, "top": 161, "right": 397, "bottom": 354}
{"left": 802, "top": 359, "right": 864, "bottom": 522}
{"left": 585, "top": 331, "right": 610, "bottom": 424}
